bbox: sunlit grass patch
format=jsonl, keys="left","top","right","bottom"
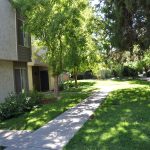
{"left": 64, "top": 83, "right": 150, "bottom": 150}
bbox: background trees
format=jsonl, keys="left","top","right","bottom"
{"left": 92, "top": 0, "right": 150, "bottom": 77}
{"left": 12, "top": 0, "right": 150, "bottom": 88}
{"left": 99, "top": 0, "right": 150, "bottom": 52}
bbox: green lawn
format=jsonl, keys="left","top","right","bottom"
{"left": 0, "top": 80, "right": 97, "bottom": 131}
{"left": 64, "top": 80, "right": 150, "bottom": 150}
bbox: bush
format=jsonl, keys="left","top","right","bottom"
{"left": 122, "top": 66, "right": 138, "bottom": 78}
{"left": 84, "top": 70, "right": 93, "bottom": 79}
{"left": 59, "top": 83, "right": 65, "bottom": 91}
{"left": 77, "top": 74, "right": 84, "bottom": 80}
{"left": 146, "top": 71, "right": 150, "bottom": 77}
{"left": 0, "top": 91, "right": 43, "bottom": 121}
{"left": 98, "top": 69, "right": 112, "bottom": 79}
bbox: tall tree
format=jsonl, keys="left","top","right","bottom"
{"left": 12, "top": 0, "right": 95, "bottom": 94}
{"left": 65, "top": 0, "right": 95, "bottom": 87}
{"left": 96, "top": 0, "right": 150, "bottom": 54}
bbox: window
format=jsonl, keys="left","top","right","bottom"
{"left": 17, "top": 19, "right": 30, "bottom": 47}
{"left": 14, "top": 68, "right": 28, "bottom": 93}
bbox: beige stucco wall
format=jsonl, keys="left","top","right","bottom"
{"left": 0, "top": 0, "right": 17, "bottom": 61}
{"left": 0, "top": 60, "right": 15, "bottom": 102}
{"left": 28, "top": 65, "right": 34, "bottom": 91}
{"left": 48, "top": 72, "right": 55, "bottom": 91}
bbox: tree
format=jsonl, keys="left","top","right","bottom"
{"left": 12, "top": 0, "right": 95, "bottom": 95}
{"left": 96, "top": 0, "right": 150, "bottom": 54}
{"left": 11, "top": 0, "right": 70, "bottom": 96}
{"left": 64, "top": 1, "right": 96, "bottom": 87}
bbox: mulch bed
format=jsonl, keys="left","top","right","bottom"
{"left": 40, "top": 98, "right": 57, "bottom": 105}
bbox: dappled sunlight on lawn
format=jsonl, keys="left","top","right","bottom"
{"left": 0, "top": 79, "right": 149, "bottom": 133}
{"left": 65, "top": 83, "right": 150, "bottom": 150}
{"left": 0, "top": 82, "right": 92, "bottom": 131}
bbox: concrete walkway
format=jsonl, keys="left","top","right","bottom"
{"left": 0, "top": 130, "right": 32, "bottom": 147}
{"left": 2, "top": 88, "right": 113, "bottom": 150}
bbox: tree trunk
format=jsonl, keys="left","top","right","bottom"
{"left": 144, "top": 67, "right": 148, "bottom": 77}
{"left": 54, "top": 75, "right": 59, "bottom": 97}
{"left": 74, "top": 67, "right": 78, "bottom": 88}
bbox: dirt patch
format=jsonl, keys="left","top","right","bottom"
{"left": 40, "top": 98, "right": 57, "bottom": 105}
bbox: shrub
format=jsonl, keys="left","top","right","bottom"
{"left": 122, "top": 66, "right": 138, "bottom": 78}
{"left": 98, "top": 69, "right": 112, "bottom": 79}
{"left": 0, "top": 91, "right": 43, "bottom": 121}
{"left": 59, "top": 83, "right": 65, "bottom": 91}
{"left": 64, "top": 81, "right": 74, "bottom": 88}
{"left": 84, "top": 70, "right": 93, "bottom": 79}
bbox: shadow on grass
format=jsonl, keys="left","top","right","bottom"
{"left": 0, "top": 92, "right": 90, "bottom": 131}
{"left": 65, "top": 87, "right": 150, "bottom": 150}
{"left": 0, "top": 80, "right": 97, "bottom": 131}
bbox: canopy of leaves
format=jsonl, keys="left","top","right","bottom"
{"left": 97, "top": 0, "right": 150, "bottom": 52}
{"left": 12, "top": 0, "right": 96, "bottom": 76}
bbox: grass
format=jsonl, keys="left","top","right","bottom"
{"left": 0, "top": 80, "right": 98, "bottom": 131}
{"left": 64, "top": 80, "right": 150, "bottom": 150}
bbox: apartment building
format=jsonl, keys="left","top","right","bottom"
{"left": 0, "top": 0, "right": 31, "bottom": 102}
{"left": 28, "top": 53, "right": 54, "bottom": 92}
{"left": 27, "top": 48, "right": 70, "bottom": 92}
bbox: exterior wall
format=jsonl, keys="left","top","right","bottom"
{"left": 48, "top": 72, "right": 55, "bottom": 91}
{"left": 0, "top": 60, "right": 15, "bottom": 102}
{"left": 28, "top": 66, "right": 34, "bottom": 91}
{"left": 0, "top": 0, "right": 17, "bottom": 61}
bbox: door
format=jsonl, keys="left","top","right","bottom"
{"left": 14, "top": 69, "right": 22, "bottom": 93}
{"left": 40, "top": 71, "right": 49, "bottom": 91}
{"left": 32, "top": 66, "right": 40, "bottom": 91}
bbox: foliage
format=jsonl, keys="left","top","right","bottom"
{"left": 98, "top": 0, "right": 150, "bottom": 52}
{"left": 11, "top": 0, "right": 96, "bottom": 93}
{"left": 122, "top": 66, "right": 138, "bottom": 78}
{"left": 63, "top": 0, "right": 97, "bottom": 87}
{"left": 0, "top": 91, "right": 43, "bottom": 121}
{"left": 90, "top": 0, "right": 150, "bottom": 77}
{"left": 143, "top": 50, "right": 150, "bottom": 66}
{"left": 98, "top": 68, "right": 112, "bottom": 79}
{"left": 142, "top": 50, "right": 150, "bottom": 73}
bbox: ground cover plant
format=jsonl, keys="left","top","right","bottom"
{"left": 0, "top": 91, "right": 43, "bottom": 121}
{"left": 64, "top": 80, "right": 150, "bottom": 150}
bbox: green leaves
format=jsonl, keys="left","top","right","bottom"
{"left": 99, "top": 0, "right": 150, "bottom": 52}
{"left": 12, "top": 0, "right": 98, "bottom": 81}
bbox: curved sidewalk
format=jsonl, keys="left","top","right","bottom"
{"left": 5, "top": 88, "right": 112, "bottom": 150}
